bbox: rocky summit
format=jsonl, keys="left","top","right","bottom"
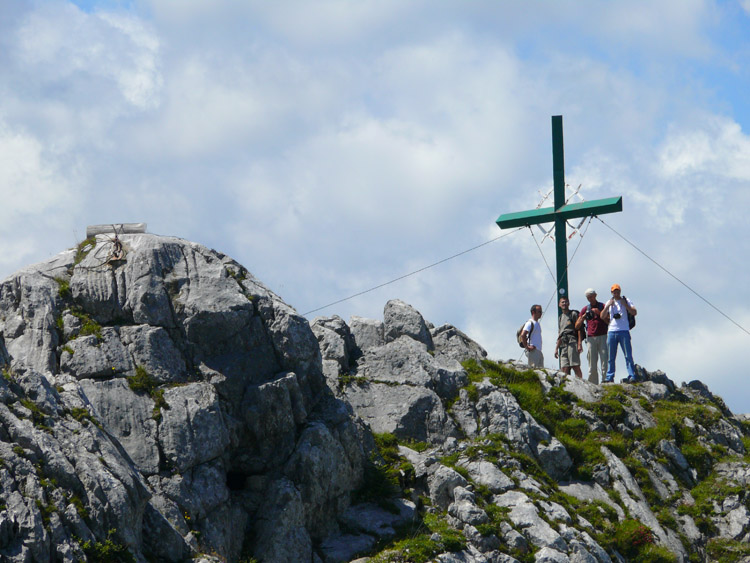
{"left": 0, "top": 234, "right": 749, "bottom": 563}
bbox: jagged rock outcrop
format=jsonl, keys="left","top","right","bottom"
{"left": 312, "top": 300, "right": 480, "bottom": 446}
{"left": 2, "top": 236, "right": 750, "bottom": 563}
{"left": 0, "top": 234, "right": 368, "bottom": 562}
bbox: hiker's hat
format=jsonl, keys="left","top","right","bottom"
{"left": 611, "top": 284, "right": 621, "bottom": 292}
{"left": 585, "top": 288, "right": 596, "bottom": 296}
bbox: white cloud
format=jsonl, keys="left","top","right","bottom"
{"left": 14, "top": 2, "right": 161, "bottom": 109}
{"left": 592, "top": 0, "right": 716, "bottom": 57}
{"left": 658, "top": 116, "right": 750, "bottom": 179}
{"left": 0, "top": 123, "right": 71, "bottom": 214}
{"left": 0, "top": 121, "right": 82, "bottom": 274}
{"left": 651, "top": 311, "right": 750, "bottom": 412}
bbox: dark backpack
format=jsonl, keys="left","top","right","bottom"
{"left": 628, "top": 312, "right": 636, "bottom": 330}
{"left": 517, "top": 320, "right": 534, "bottom": 348}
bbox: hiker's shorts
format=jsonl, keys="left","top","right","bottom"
{"left": 559, "top": 340, "right": 580, "bottom": 368}
{"left": 526, "top": 348, "right": 544, "bottom": 368}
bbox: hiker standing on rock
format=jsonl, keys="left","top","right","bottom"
{"left": 600, "top": 283, "right": 637, "bottom": 383}
{"left": 575, "top": 288, "right": 609, "bottom": 384}
{"left": 521, "top": 304, "right": 544, "bottom": 368}
{"left": 554, "top": 297, "right": 583, "bottom": 378}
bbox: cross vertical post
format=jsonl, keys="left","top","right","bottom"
{"left": 551, "top": 115, "right": 568, "bottom": 303}
{"left": 496, "top": 115, "right": 624, "bottom": 315}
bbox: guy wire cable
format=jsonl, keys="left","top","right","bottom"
{"left": 596, "top": 217, "right": 750, "bottom": 337}
{"left": 530, "top": 227, "right": 556, "bottom": 284}
{"left": 302, "top": 227, "right": 525, "bottom": 316}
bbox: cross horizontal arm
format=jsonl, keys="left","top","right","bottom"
{"left": 495, "top": 196, "right": 622, "bottom": 229}
{"left": 495, "top": 207, "right": 558, "bottom": 229}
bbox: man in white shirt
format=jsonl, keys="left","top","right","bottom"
{"left": 600, "top": 284, "right": 637, "bottom": 383}
{"left": 521, "top": 304, "right": 543, "bottom": 368}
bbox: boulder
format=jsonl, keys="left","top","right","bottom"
{"left": 383, "top": 299, "right": 434, "bottom": 349}
{"left": 360, "top": 336, "right": 467, "bottom": 400}
{"left": 311, "top": 315, "right": 356, "bottom": 386}
{"left": 349, "top": 315, "right": 385, "bottom": 356}
{"left": 431, "top": 324, "right": 488, "bottom": 364}
{"left": 343, "top": 382, "right": 459, "bottom": 444}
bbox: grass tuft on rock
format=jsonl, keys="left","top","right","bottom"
{"left": 74, "top": 237, "right": 97, "bottom": 266}
{"left": 78, "top": 528, "right": 134, "bottom": 563}
{"left": 127, "top": 366, "right": 169, "bottom": 422}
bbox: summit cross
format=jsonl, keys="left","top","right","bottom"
{"left": 495, "top": 115, "right": 623, "bottom": 311}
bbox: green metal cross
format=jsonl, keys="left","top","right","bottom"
{"left": 496, "top": 116, "right": 623, "bottom": 310}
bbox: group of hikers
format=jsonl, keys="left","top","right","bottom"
{"left": 519, "top": 285, "right": 638, "bottom": 383}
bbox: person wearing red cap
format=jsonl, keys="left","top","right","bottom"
{"left": 600, "top": 284, "right": 637, "bottom": 382}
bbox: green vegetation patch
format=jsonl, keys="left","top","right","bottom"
{"left": 20, "top": 398, "right": 52, "bottom": 431}
{"left": 127, "top": 366, "right": 169, "bottom": 422}
{"left": 463, "top": 433, "right": 509, "bottom": 464}
{"left": 462, "top": 359, "right": 639, "bottom": 481}
{"left": 574, "top": 499, "right": 619, "bottom": 530}
{"left": 590, "top": 387, "right": 629, "bottom": 427}
{"left": 68, "top": 309, "right": 103, "bottom": 341}
{"left": 78, "top": 528, "right": 134, "bottom": 563}
{"left": 679, "top": 469, "right": 745, "bottom": 534}
{"left": 370, "top": 512, "right": 466, "bottom": 563}
{"left": 353, "top": 433, "right": 412, "bottom": 508}
{"left": 634, "top": 399, "right": 724, "bottom": 479}
{"left": 338, "top": 372, "right": 367, "bottom": 389}
{"left": 706, "top": 538, "right": 750, "bottom": 563}
{"left": 70, "top": 494, "right": 89, "bottom": 519}
{"left": 55, "top": 277, "right": 71, "bottom": 299}
{"left": 74, "top": 237, "right": 97, "bottom": 266}
{"left": 35, "top": 499, "right": 57, "bottom": 526}
{"left": 226, "top": 266, "right": 248, "bottom": 282}
{"left": 127, "top": 366, "right": 158, "bottom": 394}
{"left": 69, "top": 407, "right": 101, "bottom": 428}
{"left": 151, "top": 389, "right": 168, "bottom": 422}
{"left": 462, "top": 358, "right": 573, "bottom": 433}
{"left": 623, "top": 456, "right": 662, "bottom": 507}
{"left": 599, "top": 519, "right": 678, "bottom": 562}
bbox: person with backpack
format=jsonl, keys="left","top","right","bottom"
{"left": 554, "top": 297, "right": 583, "bottom": 378}
{"left": 600, "top": 283, "right": 638, "bottom": 383}
{"left": 575, "top": 288, "right": 609, "bottom": 384}
{"left": 520, "top": 304, "right": 543, "bottom": 368}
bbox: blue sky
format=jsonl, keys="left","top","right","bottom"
{"left": 2, "top": 0, "right": 750, "bottom": 414}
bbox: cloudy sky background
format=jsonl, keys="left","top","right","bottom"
{"left": 2, "top": 0, "right": 750, "bottom": 413}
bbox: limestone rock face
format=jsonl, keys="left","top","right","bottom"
{"left": 0, "top": 234, "right": 366, "bottom": 562}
